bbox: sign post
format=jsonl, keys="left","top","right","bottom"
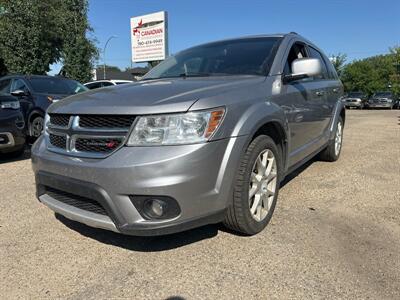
{"left": 130, "top": 11, "right": 168, "bottom": 63}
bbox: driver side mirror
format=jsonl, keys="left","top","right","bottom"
{"left": 11, "top": 89, "right": 28, "bottom": 97}
{"left": 283, "top": 58, "right": 322, "bottom": 83}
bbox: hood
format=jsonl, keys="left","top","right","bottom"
{"left": 48, "top": 76, "right": 265, "bottom": 115}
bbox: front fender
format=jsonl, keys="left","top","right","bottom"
{"left": 230, "top": 100, "right": 288, "bottom": 138}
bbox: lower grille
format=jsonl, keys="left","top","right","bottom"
{"left": 45, "top": 186, "right": 107, "bottom": 216}
{"left": 49, "top": 134, "right": 67, "bottom": 149}
{"left": 75, "top": 138, "right": 123, "bottom": 153}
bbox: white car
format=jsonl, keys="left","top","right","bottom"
{"left": 84, "top": 80, "right": 132, "bottom": 90}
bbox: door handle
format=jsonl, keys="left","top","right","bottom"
{"left": 332, "top": 88, "right": 339, "bottom": 93}
{"left": 315, "top": 91, "right": 324, "bottom": 97}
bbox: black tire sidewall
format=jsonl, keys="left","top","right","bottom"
{"left": 237, "top": 135, "right": 282, "bottom": 234}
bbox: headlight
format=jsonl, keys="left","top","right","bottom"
{"left": 127, "top": 108, "right": 225, "bottom": 146}
{"left": 0, "top": 100, "right": 20, "bottom": 109}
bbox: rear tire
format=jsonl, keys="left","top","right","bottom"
{"left": 223, "top": 135, "right": 282, "bottom": 235}
{"left": 319, "top": 116, "right": 343, "bottom": 162}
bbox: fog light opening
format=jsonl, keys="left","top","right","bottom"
{"left": 151, "top": 199, "right": 165, "bottom": 217}
{"left": 144, "top": 198, "right": 167, "bottom": 219}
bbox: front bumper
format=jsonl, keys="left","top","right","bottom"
{"left": 366, "top": 102, "right": 392, "bottom": 108}
{"left": 344, "top": 101, "right": 362, "bottom": 108}
{"left": 0, "top": 110, "right": 25, "bottom": 153}
{"left": 32, "top": 135, "right": 247, "bottom": 236}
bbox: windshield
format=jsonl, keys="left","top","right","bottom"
{"left": 348, "top": 92, "right": 364, "bottom": 97}
{"left": 29, "top": 77, "right": 88, "bottom": 94}
{"left": 143, "top": 37, "right": 281, "bottom": 80}
{"left": 373, "top": 92, "right": 392, "bottom": 97}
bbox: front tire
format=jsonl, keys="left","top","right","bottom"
{"left": 30, "top": 116, "right": 44, "bottom": 138}
{"left": 319, "top": 116, "right": 343, "bottom": 162}
{"left": 223, "top": 135, "right": 282, "bottom": 235}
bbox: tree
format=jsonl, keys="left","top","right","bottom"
{"left": 329, "top": 53, "right": 347, "bottom": 77}
{"left": 389, "top": 46, "right": 400, "bottom": 96}
{"left": 58, "top": 0, "right": 98, "bottom": 83}
{"left": 98, "top": 65, "right": 121, "bottom": 72}
{"left": 0, "top": 0, "right": 62, "bottom": 74}
{"left": 341, "top": 50, "right": 398, "bottom": 95}
{"left": 0, "top": 0, "right": 97, "bottom": 81}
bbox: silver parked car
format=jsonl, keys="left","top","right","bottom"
{"left": 342, "top": 91, "right": 368, "bottom": 109}
{"left": 366, "top": 91, "right": 395, "bottom": 109}
{"left": 32, "top": 33, "right": 345, "bottom": 236}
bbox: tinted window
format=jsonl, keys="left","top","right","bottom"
{"left": 101, "top": 82, "right": 114, "bottom": 87}
{"left": 29, "top": 77, "right": 88, "bottom": 94}
{"left": 373, "top": 92, "right": 392, "bottom": 97}
{"left": 115, "top": 82, "right": 130, "bottom": 85}
{"left": 284, "top": 43, "right": 308, "bottom": 74}
{"left": 85, "top": 82, "right": 102, "bottom": 89}
{"left": 323, "top": 57, "right": 339, "bottom": 80}
{"left": 0, "top": 79, "right": 11, "bottom": 94}
{"left": 11, "top": 79, "right": 29, "bottom": 93}
{"left": 307, "top": 47, "right": 329, "bottom": 80}
{"left": 348, "top": 92, "right": 364, "bottom": 98}
{"left": 143, "top": 37, "right": 281, "bottom": 79}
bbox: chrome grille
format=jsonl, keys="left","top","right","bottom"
{"left": 46, "top": 114, "right": 135, "bottom": 158}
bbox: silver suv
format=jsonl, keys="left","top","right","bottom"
{"left": 32, "top": 33, "right": 345, "bottom": 236}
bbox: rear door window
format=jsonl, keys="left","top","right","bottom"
{"left": 323, "top": 57, "right": 339, "bottom": 80}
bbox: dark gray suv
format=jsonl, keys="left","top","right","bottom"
{"left": 32, "top": 33, "right": 345, "bottom": 236}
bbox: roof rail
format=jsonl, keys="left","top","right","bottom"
{"left": 289, "top": 31, "right": 298, "bottom": 35}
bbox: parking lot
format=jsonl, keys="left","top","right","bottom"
{"left": 1, "top": 110, "right": 399, "bottom": 299}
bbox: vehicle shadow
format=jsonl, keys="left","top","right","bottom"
{"left": 280, "top": 157, "right": 316, "bottom": 188}
{"left": 0, "top": 146, "right": 31, "bottom": 164}
{"left": 56, "top": 213, "right": 220, "bottom": 252}
{"left": 56, "top": 157, "right": 317, "bottom": 251}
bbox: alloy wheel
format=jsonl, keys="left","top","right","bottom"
{"left": 335, "top": 121, "right": 342, "bottom": 156}
{"left": 31, "top": 117, "right": 44, "bottom": 137}
{"left": 248, "top": 149, "right": 278, "bottom": 222}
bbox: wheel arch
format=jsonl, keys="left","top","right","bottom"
{"left": 250, "top": 120, "right": 288, "bottom": 173}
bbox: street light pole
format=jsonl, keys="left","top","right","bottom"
{"left": 103, "top": 35, "right": 117, "bottom": 80}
